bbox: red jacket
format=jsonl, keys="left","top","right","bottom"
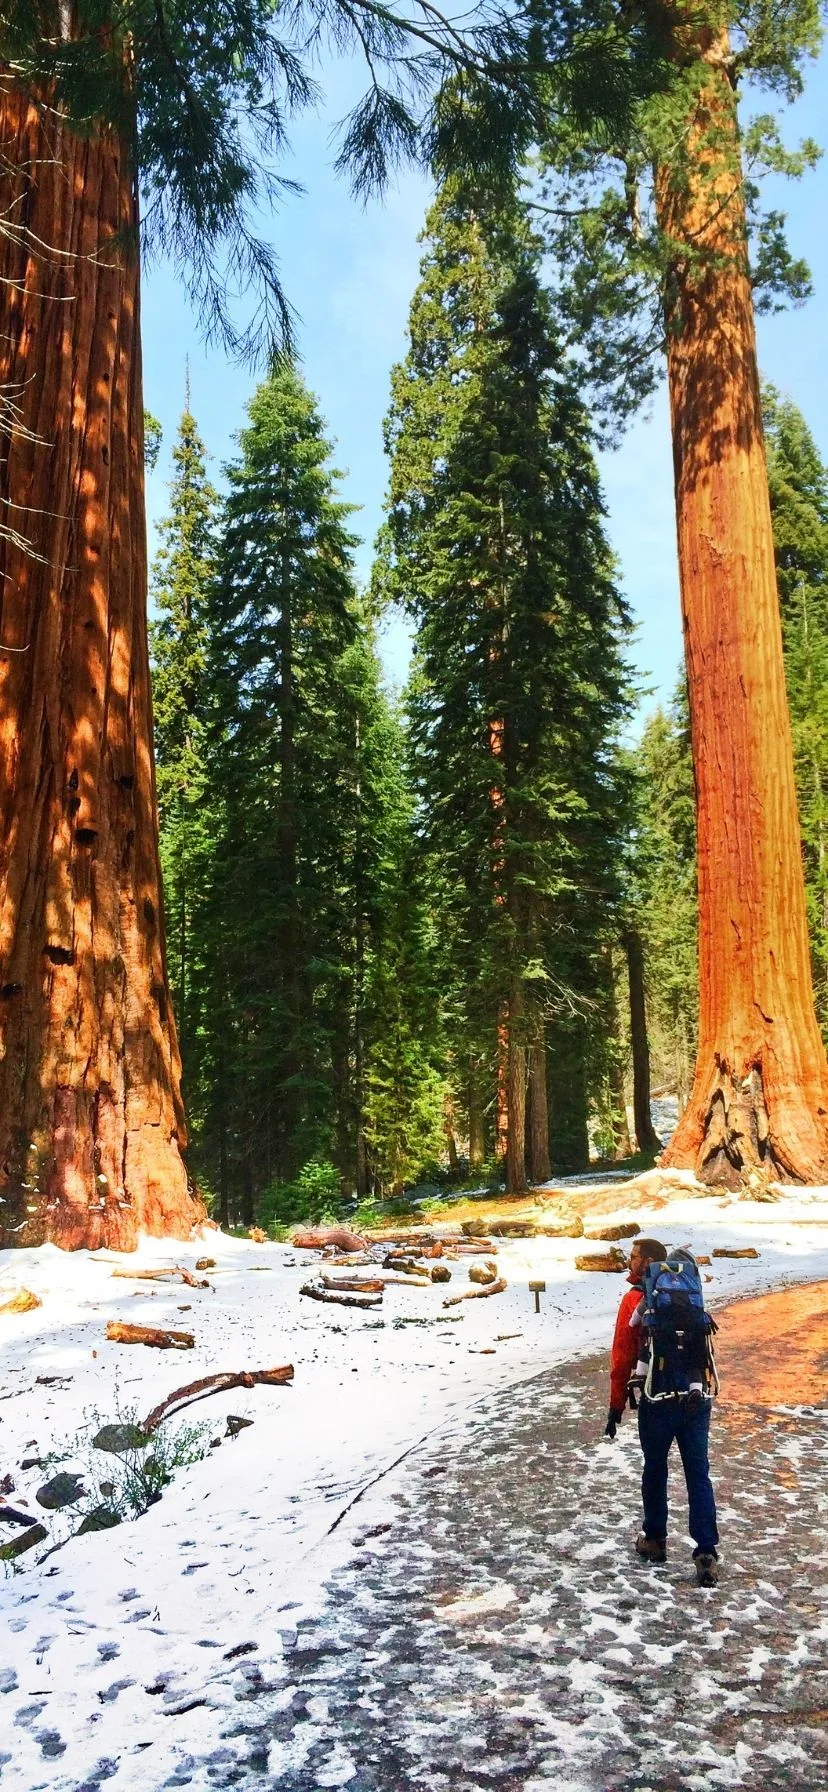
{"left": 610, "top": 1283, "right": 645, "bottom": 1412}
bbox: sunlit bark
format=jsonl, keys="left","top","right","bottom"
{"left": 656, "top": 23, "right": 828, "bottom": 1184}
{"left": 0, "top": 81, "right": 202, "bottom": 1246}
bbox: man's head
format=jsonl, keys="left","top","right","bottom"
{"left": 628, "top": 1237, "right": 667, "bottom": 1284}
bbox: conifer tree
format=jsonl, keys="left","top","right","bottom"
{"left": 630, "top": 685, "right": 699, "bottom": 1109}
{"left": 765, "top": 389, "right": 828, "bottom": 1031}
{"left": 378, "top": 182, "right": 633, "bottom": 1190}
{"left": 150, "top": 393, "right": 218, "bottom": 1073}
{"left": 2, "top": 0, "right": 622, "bottom": 1247}
{"left": 538, "top": 2, "right": 828, "bottom": 1184}
{"left": 202, "top": 366, "right": 358, "bottom": 1198}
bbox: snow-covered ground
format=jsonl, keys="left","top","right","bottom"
{"left": 1, "top": 1187, "right": 827, "bottom": 1789}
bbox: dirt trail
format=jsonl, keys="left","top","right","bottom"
{"left": 715, "top": 1280, "right": 828, "bottom": 1405}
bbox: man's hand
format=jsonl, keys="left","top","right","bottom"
{"left": 685, "top": 1387, "right": 704, "bottom": 1417}
{"left": 604, "top": 1407, "right": 624, "bottom": 1440}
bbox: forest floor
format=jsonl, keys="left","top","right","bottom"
{"left": 1, "top": 1188, "right": 827, "bottom": 1790}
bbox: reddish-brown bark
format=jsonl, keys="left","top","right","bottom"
{"left": 0, "top": 83, "right": 203, "bottom": 1247}
{"left": 656, "top": 27, "right": 828, "bottom": 1184}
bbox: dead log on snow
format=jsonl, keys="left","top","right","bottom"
{"left": 712, "top": 1247, "right": 760, "bottom": 1260}
{"left": 325, "top": 1252, "right": 377, "bottom": 1267}
{"left": 292, "top": 1226, "right": 367, "bottom": 1253}
{"left": 444, "top": 1238, "right": 498, "bottom": 1254}
{"left": 469, "top": 1262, "right": 498, "bottom": 1286}
{"left": 381, "top": 1256, "right": 434, "bottom": 1282}
{"left": 105, "top": 1321, "right": 195, "bottom": 1349}
{"left": 300, "top": 1283, "right": 382, "bottom": 1310}
{"left": 574, "top": 1251, "right": 628, "bottom": 1273}
{"left": 443, "top": 1277, "right": 507, "bottom": 1309}
{"left": 320, "top": 1275, "right": 386, "bottom": 1294}
{"left": 368, "top": 1230, "right": 435, "bottom": 1246}
{"left": 0, "top": 1503, "right": 38, "bottom": 1527}
{"left": 143, "top": 1366, "right": 294, "bottom": 1434}
{"left": 0, "top": 1522, "right": 48, "bottom": 1560}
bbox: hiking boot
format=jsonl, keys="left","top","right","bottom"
{"left": 694, "top": 1552, "right": 719, "bottom": 1588}
{"left": 635, "top": 1533, "right": 666, "bottom": 1564}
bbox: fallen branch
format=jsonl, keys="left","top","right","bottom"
{"left": 111, "top": 1267, "right": 211, "bottom": 1289}
{"left": 320, "top": 1275, "right": 386, "bottom": 1295}
{"left": 368, "top": 1230, "right": 435, "bottom": 1246}
{"left": 0, "top": 1503, "right": 37, "bottom": 1527}
{"left": 300, "top": 1283, "right": 382, "bottom": 1310}
{"left": 112, "top": 1267, "right": 180, "bottom": 1280}
{"left": 443, "top": 1237, "right": 498, "bottom": 1254}
{"left": 0, "top": 1522, "right": 48, "bottom": 1560}
{"left": 712, "top": 1247, "right": 760, "bottom": 1260}
{"left": 381, "top": 1257, "right": 433, "bottom": 1283}
{"left": 443, "top": 1276, "right": 507, "bottom": 1308}
{"left": 105, "top": 1321, "right": 195, "bottom": 1350}
{"left": 142, "top": 1366, "right": 294, "bottom": 1434}
{"left": 325, "top": 1252, "right": 377, "bottom": 1267}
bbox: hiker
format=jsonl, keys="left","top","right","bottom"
{"left": 603, "top": 1236, "right": 720, "bottom": 1588}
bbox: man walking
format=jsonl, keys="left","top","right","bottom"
{"left": 604, "top": 1236, "right": 720, "bottom": 1588}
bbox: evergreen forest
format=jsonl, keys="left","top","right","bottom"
{"left": 150, "top": 195, "right": 828, "bottom": 1227}
{"left": 3, "top": 0, "right": 828, "bottom": 1246}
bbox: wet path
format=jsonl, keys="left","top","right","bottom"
{"left": 207, "top": 1348, "right": 828, "bottom": 1792}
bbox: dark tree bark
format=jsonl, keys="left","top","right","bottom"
{"left": 527, "top": 1035, "right": 552, "bottom": 1184}
{"left": 654, "top": 19, "right": 828, "bottom": 1184}
{"left": 624, "top": 930, "right": 661, "bottom": 1154}
{"left": 0, "top": 83, "right": 202, "bottom": 1248}
{"left": 467, "top": 1058, "right": 485, "bottom": 1170}
{"left": 444, "top": 1095, "right": 460, "bottom": 1174}
{"left": 218, "top": 1108, "right": 230, "bottom": 1230}
{"left": 504, "top": 985, "right": 527, "bottom": 1194}
{"left": 603, "top": 946, "right": 632, "bottom": 1160}
{"left": 240, "top": 1157, "right": 256, "bottom": 1229}
{"left": 546, "top": 1021, "right": 590, "bottom": 1175}
{"left": 275, "top": 549, "right": 300, "bottom": 1183}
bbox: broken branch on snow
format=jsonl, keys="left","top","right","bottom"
{"left": 111, "top": 1266, "right": 212, "bottom": 1289}
{"left": 105, "top": 1321, "right": 195, "bottom": 1349}
{"left": 443, "top": 1277, "right": 507, "bottom": 1308}
{"left": 300, "top": 1283, "right": 382, "bottom": 1310}
{"left": 142, "top": 1366, "right": 294, "bottom": 1433}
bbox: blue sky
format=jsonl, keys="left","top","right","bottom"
{"left": 142, "top": 45, "right": 828, "bottom": 729}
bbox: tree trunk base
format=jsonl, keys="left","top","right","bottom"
{"left": 662, "top": 1062, "right": 828, "bottom": 1188}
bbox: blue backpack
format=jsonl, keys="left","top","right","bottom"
{"left": 640, "top": 1249, "right": 718, "bottom": 1399}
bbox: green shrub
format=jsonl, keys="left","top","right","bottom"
{"left": 258, "top": 1158, "right": 344, "bottom": 1233}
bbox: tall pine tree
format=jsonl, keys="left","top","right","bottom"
{"left": 765, "top": 388, "right": 828, "bottom": 1031}
{"left": 378, "top": 181, "right": 633, "bottom": 1190}
{"left": 150, "top": 392, "right": 218, "bottom": 1076}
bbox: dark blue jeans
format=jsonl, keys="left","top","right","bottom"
{"left": 638, "top": 1396, "right": 719, "bottom": 1555}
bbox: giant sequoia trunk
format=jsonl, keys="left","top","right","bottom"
{"left": 656, "top": 23, "right": 828, "bottom": 1184}
{"left": 0, "top": 84, "right": 202, "bottom": 1247}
